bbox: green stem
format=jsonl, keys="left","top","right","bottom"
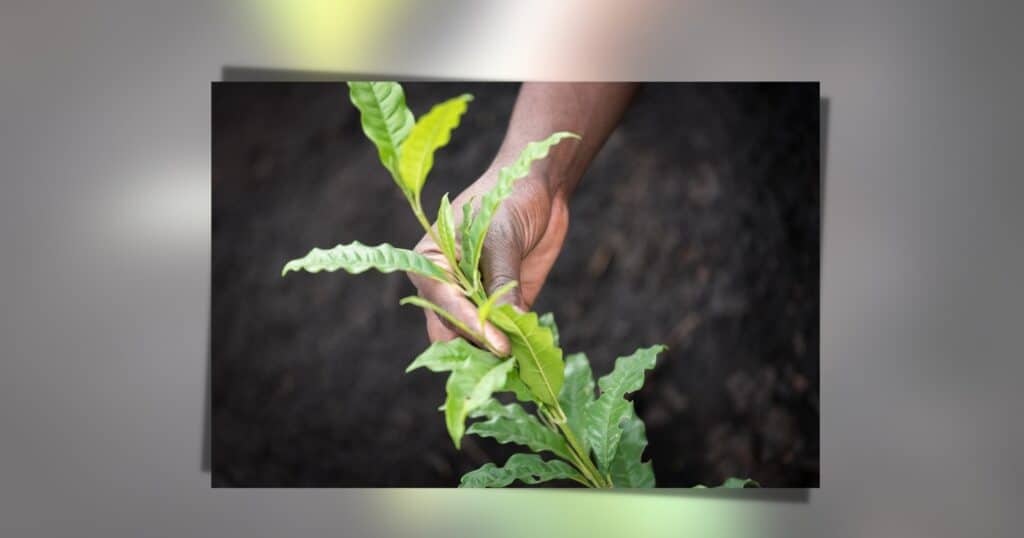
{"left": 558, "top": 421, "right": 608, "bottom": 488}
{"left": 414, "top": 192, "right": 604, "bottom": 487}
{"left": 566, "top": 474, "right": 592, "bottom": 488}
{"left": 409, "top": 197, "right": 474, "bottom": 292}
{"left": 399, "top": 296, "right": 503, "bottom": 357}
{"left": 537, "top": 408, "right": 557, "bottom": 432}
{"left": 543, "top": 404, "right": 608, "bottom": 488}
{"left": 469, "top": 286, "right": 487, "bottom": 305}
{"left": 564, "top": 445, "right": 602, "bottom": 488}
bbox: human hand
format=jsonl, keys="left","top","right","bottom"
{"left": 406, "top": 82, "right": 634, "bottom": 353}
{"left": 407, "top": 169, "right": 570, "bottom": 355}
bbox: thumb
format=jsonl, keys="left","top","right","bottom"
{"left": 480, "top": 225, "right": 528, "bottom": 312}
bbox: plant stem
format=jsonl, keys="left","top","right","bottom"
{"left": 565, "top": 445, "right": 602, "bottom": 488}
{"left": 543, "top": 404, "right": 609, "bottom": 488}
{"left": 558, "top": 420, "right": 609, "bottom": 488}
{"left": 411, "top": 190, "right": 606, "bottom": 487}
{"left": 399, "top": 296, "right": 503, "bottom": 357}
{"left": 468, "top": 286, "right": 487, "bottom": 305}
{"left": 537, "top": 409, "right": 557, "bottom": 432}
{"left": 409, "top": 197, "right": 475, "bottom": 292}
{"left": 566, "top": 474, "right": 592, "bottom": 488}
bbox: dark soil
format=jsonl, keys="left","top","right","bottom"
{"left": 211, "top": 82, "right": 819, "bottom": 487}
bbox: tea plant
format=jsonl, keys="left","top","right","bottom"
{"left": 282, "top": 81, "right": 757, "bottom": 489}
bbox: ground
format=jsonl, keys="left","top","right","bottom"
{"left": 212, "top": 81, "right": 820, "bottom": 487}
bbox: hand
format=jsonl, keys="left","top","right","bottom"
{"left": 406, "top": 82, "right": 635, "bottom": 353}
{"left": 407, "top": 169, "right": 570, "bottom": 355}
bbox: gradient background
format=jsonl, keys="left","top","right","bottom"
{"left": 2, "top": 0, "right": 1022, "bottom": 536}
{"left": 212, "top": 82, "right": 819, "bottom": 487}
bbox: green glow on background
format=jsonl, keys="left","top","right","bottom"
{"left": 253, "top": 0, "right": 406, "bottom": 71}
{"left": 382, "top": 490, "right": 750, "bottom": 538}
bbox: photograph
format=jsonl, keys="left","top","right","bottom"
{"left": 211, "top": 81, "right": 820, "bottom": 488}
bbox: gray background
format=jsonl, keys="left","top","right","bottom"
{"left": 1, "top": 1, "right": 1021, "bottom": 536}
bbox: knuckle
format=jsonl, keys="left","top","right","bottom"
{"left": 488, "top": 273, "right": 517, "bottom": 290}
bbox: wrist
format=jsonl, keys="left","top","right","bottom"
{"left": 494, "top": 131, "right": 582, "bottom": 200}
{"left": 541, "top": 171, "right": 575, "bottom": 203}
{"left": 484, "top": 153, "right": 575, "bottom": 202}
{"left": 480, "top": 162, "right": 569, "bottom": 204}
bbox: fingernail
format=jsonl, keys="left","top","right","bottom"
{"left": 484, "top": 324, "right": 510, "bottom": 356}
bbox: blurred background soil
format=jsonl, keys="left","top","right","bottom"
{"left": 212, "top": 82, "right": 819, "bottom": 487}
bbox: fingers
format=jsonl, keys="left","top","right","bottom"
{"left": 423, "top": 309, "right": 456, "bottom": 342}
{"left": 480, "top": 219, "right": 529, "bottom": 312}
{"left": 410, "top": 274, "right": 511, "bottom": 356}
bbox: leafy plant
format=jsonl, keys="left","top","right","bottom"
{"left": 282, "top": 81, "right": 757, "bottom": 489}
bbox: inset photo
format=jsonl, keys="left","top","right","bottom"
{"left": 212, "top": 81, "right": 820, "bottom": 488}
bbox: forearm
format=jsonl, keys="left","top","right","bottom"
{"left": 489, "top": 82, "right": 636, "bottom": 199}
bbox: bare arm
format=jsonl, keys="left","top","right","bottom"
{"left": 491, "top": 82, "right": 636, "bottom": 199}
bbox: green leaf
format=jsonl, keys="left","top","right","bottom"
{"left": 489, "top": 304, "right": 565, "bottom": 407}
{"left": 406, "top": 337, "right": 533, "bottom": 402}
{"left": 406, "top": 337, "right": 493, "bottom": 373}
{"left": 585, "top": 345, "right": 666, "bottom": 472}
{"left": 399, "top": 296, "right": 483, "bottom": 344}
{"left": 346, "top": 81, "right": 415, "bottom": 186}
{"left": 459, "top": 453, "right": 584, "bottom": 488}
{"left": 399, "top": 94, "right": 472, "bottom": 197}
{"left": 281, "top": 241, "right": 448, "bottom": 283}
{"left": 466, "top": 400, "right": 573, "bottom": 461}
{"left": 435, "top": 193, "right": 458, "bottom": 265}
{"left": 558, "top": 352, "right": 594, "bottom": 453}
{"left": 458, "top": 198, "right": 478, "bottom": 283}
{"left": 694, "top": 477, "right": 761, "bottom": 488}
{"left": 538, "top": 312, "right": 560, "bottom": 347}
{"left": 501, "top": 369, "right": 536, "bottom": 403}
{"left": 477, "top": 280, "right": 518, "bottom": 329}
{"left": 445, "top": 357, "right": 515, "bottom": 448}
{"left": 459, "top": 132, "right": 580, "bottom": 285}
{"left": 608, "top": 403, "right": 655, "bottom": 488}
